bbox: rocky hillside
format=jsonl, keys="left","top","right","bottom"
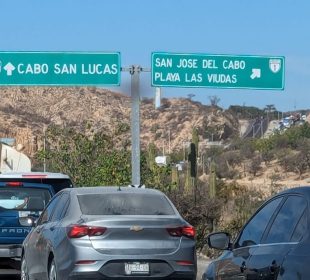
{"left": 0, "top": 87, "right": 239, "bottom": 156}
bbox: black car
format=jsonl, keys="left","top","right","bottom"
{"left": 202, "top": 186, "right": 310, "bottom": 280}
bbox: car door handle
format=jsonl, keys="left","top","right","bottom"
{"left": 240, "top": 261, "right": 247, "bottom": 273}
{"left": 36, "top": 228, "right": 41, "bottom": 233}
{"left": 269, "top": 260, "right": 279, "bottom": 275}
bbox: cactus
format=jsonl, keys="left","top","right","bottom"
{"left": 171, "top": 165, "right": 179, "bottom": 190}
{"left": 209, "top": 160, "right": 216, "bottom": 198}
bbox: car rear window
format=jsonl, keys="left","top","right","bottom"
{"left": 0, "top": 178, "right": 72, "bottom": 193}
{"left": 0, "top": 187, "right": 51, "bottom": 211}
{"left": 77, "top": 193, "right": 176, "bottom": 215}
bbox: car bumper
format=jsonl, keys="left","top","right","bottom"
{"left": 68, "top": 260, "right": 196, "bottom": 280}
{"left": 69, "top": 272, "right": 195, "bottom": 280}
{"left": 0, "top": 244, "right": 22, "bottom": 258}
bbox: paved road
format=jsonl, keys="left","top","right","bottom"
{"left": 197, "top": 257, "right": 211, "bottom": 279}
{"left": 0, "top": 257, "right": 212, "bottom": 280}
{"left": 0, "top": 269, "right": 20, "bottom": 279}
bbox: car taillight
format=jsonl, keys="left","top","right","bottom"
{"left": 182, "top": 226, "right": 196, "bottom": 238}
{"left": 5, "top": 182, "right": 23, "bottom": 187}
{"left": 167, "top": 226, "right": 195, "bottom": 239}
{"left": 67, "top": 225, "right": 107, "bottom": 238}
{"left": 22, "top": 174, "right": 47, "bottom": 178}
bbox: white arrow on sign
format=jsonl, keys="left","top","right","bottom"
{"left": 250, "top": 68, "right": 261, "bottom": 79}
{"left": 3, "top": 62, "right": 16, "bottom": 76}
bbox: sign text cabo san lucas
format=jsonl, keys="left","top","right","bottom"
{"left": 8, "top": 62, "right": 118, "bottom": 76}
{"left": 0, "top": 52, "right": 120, "bottom": 85}
{"left": 152, "top": 52, "right": 285, "bottom": 90}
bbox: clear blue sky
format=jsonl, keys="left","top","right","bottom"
{"left": 0, "top": 0, "right": 309, "bottom": 112}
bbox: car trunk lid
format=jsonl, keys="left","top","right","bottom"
{"left": 81, "top": 216, "right": 186, "bottom": 255}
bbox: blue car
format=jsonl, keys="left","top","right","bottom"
{"left": 0, "top": 181, "right": 54, "bottom": 269}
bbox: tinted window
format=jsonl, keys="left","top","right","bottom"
{"left": 0, "top": 187, "right": 51, "bottom": 210}
{"left": 50, "top": 193, "right": 69, "bottom": 222}
{"left": 291, "top": 210, "right": 307, "bottom": 242}
{"left": 237, "top": 197, "right": 282, "bottom": 248}
{"left": 77, "top": 193, "right": 176, "bottom": 215}
{"left": 264, "top": 196, "right": 307, "bottom": 244}
{"left": 38, "top": 194, "right": 62, "bottom": 224}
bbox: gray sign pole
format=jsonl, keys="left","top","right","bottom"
{"left": 130, "top": 65, "right": 141, "bottom": 185}
{"left": 122, "top": 65, "right": 150, "bottom": 186}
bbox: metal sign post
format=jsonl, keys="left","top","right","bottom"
{"left": 122, "top": 65, "right": 150, "bottom": 185}
{"left": 130, "top": 65, "right": 141, "bottom": 185}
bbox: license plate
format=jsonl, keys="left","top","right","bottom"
{"left": 125, "top": 262, "right": 149, "bottom": 275}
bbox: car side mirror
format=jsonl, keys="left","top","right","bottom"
{"left": 207, "top": 232, "right": 231, "bottom": 250}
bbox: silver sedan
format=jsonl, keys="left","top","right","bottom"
{"left": 21, "top": 186, "right": 197, "bottom": 280}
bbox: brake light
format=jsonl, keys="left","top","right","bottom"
{"left": 67, "top": 225, "right": 107, "bottom": 238}
{"left": 182, "top": 226, "right": 196, "bottom": 238}
{"left": 22, "top": 174, "right": 48, "bottom": 178}
{"left": 167, "top": 226, "right": 195, "bottom": 239}
{"left": 5, "top": 182, "right": 23, "bottom": 187}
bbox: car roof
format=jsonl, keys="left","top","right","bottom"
{"left": 277, "top": 186, "right": 310, "bottom": 197}
{"left": 0, "top": 172, "right": 70, "bottom": 179}
{"left": 65, "top": 186, "right": 165, "bottom": 196}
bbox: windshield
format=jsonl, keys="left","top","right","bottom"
{"left": 0, "top": 178, "right": 72, "bottom": 193}
{"left": 77, "top": 193, "right": 176, "bottom": 215}
{"left": 0, "top": 187, "right": 51, "bottom": 211}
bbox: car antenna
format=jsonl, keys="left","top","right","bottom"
{"left": 128, "top": 184, "right": 146, "bottom": 188}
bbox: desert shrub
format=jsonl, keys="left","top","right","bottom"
{"left": 205, "top": 146, "right": 224, "bottom": 160}
{"left": 214, "top": 155, "right": 239, "bottom": 179}
{"left": 281, "top": 152, "right": 310, "bottom": 178}
{"left": 154, "top": 132, "right": 162, "bottom": 140}
{"left": 276, "top": 148, "right": 295, "bottom": 173}
{"left": 239, "top": 139, "right": 256, "bottom": 160}
{"left": 246, "top": 155, "right": 262, "bottom": 177}
{"left": 115, "top": 122, "right": 130, "bottom": 135}
{"left": 150, "top": 124, "right": 160, "bottom": 133}
{"left": 168, "top": 187, "right": 223, "bottom": 251}
{"left": 218, "top": 184, "right": 265, "bottom": 239}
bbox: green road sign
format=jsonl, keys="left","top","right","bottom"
{"left": 152, "top": 52, "right": 285, "bottom": 90}
{"left": 0, "top": 51, "right": 120, "bottom": 86}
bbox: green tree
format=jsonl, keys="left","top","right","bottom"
{"left": 36, "top": 125, "right": 131, "bottom": 186}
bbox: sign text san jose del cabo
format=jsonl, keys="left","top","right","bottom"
{"left": 152, "top": 52, "right": 284, "bottom": 90}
